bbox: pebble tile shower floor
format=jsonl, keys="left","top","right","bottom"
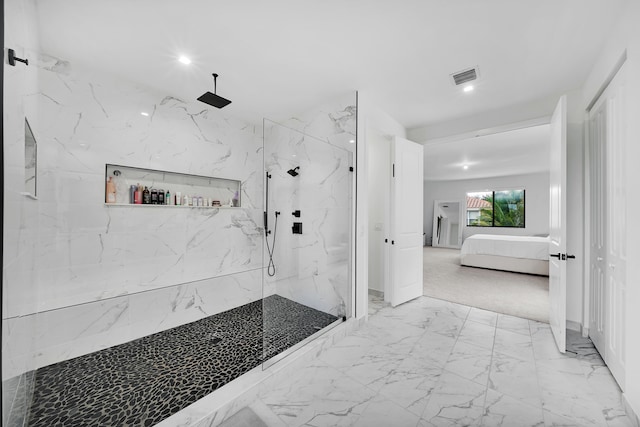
{"left": 23, "top": 295, "right": 338, "bottom": 426}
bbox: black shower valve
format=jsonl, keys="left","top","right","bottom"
{"left": 292, "top": 222, "right": 303, "bottom": 234}
{"left": 292, "top": 210, "right": 301, "bottom": 217}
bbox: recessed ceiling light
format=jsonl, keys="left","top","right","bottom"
{"left": 292, "top": 154, "right": 297, "bottom": 157}
{"left": 178, "top": 56, "right": 191, "bottom": 65}
{"left": 463, "top": 85, "right": 474, "bottom": 93}
{"left": 349, "top": 139, "right": 355, "bottom": 144}
{"left": 140, "top": 112, "right": 149, "bottom": 117}
{"left": 463, "top": 164, "right": 469, "bottom": 170}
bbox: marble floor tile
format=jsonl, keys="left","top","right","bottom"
{"left": 493, "top": 327, "right": 535, "bottom": 362}
{"left": 457, "top": 319, "right": 496, "bottom": 351}
{"left": 426, "top": 312, "right": 466, "bottom": 339}
{"left": 496, "top": 314, "right": 531, "bottom": 336}
{"left": 341, "top": 345, "right": 407, "bottom": 391}
{"left": 374, "top": 354, "right": 443, "bottom": 416}
{"left": 466, "top": 307, "right": 498, "bottom": 327}
{"left": 258, "top": 360, "right": 377, "bottom": 427}
{"left": 537, "top": 368, "right": 609, "bottom": 427}
{"left": 444, "top": 340, "right": 492, "bottom": 386}
{"left": 420, "top": 371, "right": 486, "bottom": 427}
{"left": 317, "top": 334, "right": 377, "bottom": 371}
{"left": 353, "top": 394, "right": 422, "bottom": 427}
{"left": 489, "top": 352, "right": 542, "bottom": 407}
{"left": 412, "top": 330, "right": 458, "bottom": 368}
{"left": 482, "top": 389, "right": 545, "bottom": 427}
{"left": 221, "top": 294, "right": 633, "bottom": 427}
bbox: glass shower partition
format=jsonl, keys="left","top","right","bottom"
{"left": 262, "top": 119, "right": 353, "bottom": 367}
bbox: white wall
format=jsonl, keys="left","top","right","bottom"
{"left": 424, "top": 172, "right": 550, "bottom": 244}
{"left": 582, "top": 1, "right": 640, "bottom": 421}
{"left": 367, "top": 130, "right": 391, "bottom": 292}
{"left": 358, "top": 95, "right": 407, "bottom": 297}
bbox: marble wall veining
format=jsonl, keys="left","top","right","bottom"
{"left": 3, "top": 0, "right": 41, "bottom": 423}
{"left": 263, "top": 94, "right": 357, "bottom": 318}
{"left": 3, "top": 1, "right": 357, "bottom": 420}
{"left": 3, "top": 54, "right": 264, "bottom": 380}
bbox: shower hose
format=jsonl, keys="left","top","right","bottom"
{"left": 266, "top": 211, "right": 280, "bottom": 277}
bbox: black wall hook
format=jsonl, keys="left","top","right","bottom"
{"left": 8, "top": 49, "right": 29, "bottom": 66}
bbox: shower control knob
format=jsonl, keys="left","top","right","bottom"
{"left": 292, "top": 210, "right": 301, "bottom": 217}
{"left": 292, "top": 222, "right": 303, "bottom": 234}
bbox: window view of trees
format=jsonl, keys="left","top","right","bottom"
{"left": 466, "top": 189, "right": 525, "bottom": 228}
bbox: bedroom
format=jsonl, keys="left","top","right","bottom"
{"left": 421, "top": 123, "right": 553, "bottom": 323}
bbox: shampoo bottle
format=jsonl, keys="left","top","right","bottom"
{"left": 166, "top": 190, "right": 171, "bottom": 205}
{"left": 106, "top": 177, "right": 116, "bottom": 203}
{"left": 142, "top": 186, "right": 151, "bottom": 204}
{"left": 134, "top": 183, "right": 142, "bottom": 204}
{"left": 129, "top": 185, "right": 137, "bottom": 204}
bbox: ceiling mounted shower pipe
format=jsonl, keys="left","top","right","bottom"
{"left": 197, "top": 73, "right": 232, "bottom": 108}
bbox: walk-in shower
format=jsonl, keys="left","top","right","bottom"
{"left": 2, "top": 0, "right": 356, "bottom": 423}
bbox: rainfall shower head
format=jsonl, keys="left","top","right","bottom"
{"left": 197, "top": 73, "right": 232, "bottom": 108}
{"left": 287, "top": 167, "right": 300, "bottom": 177}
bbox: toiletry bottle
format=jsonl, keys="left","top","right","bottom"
{"left": 175, "top": 191, "right": 182, "bottom": 206}
{"left": 166, "top": 190, "right": 171, "bottom": 205}
{"left": 183, "top": 194, "right": 189, "bottom": 206}
{"left": 129, "top": 185, "right": 137, "bottom": 204}
{"left": 158, "top": 189, "right": 165, "bottom": 205}
{"left": 151, "top": 189, "right": 158, "bottom": 204}
{"left": 198, "top": 196, "right": 203, "bottom": 207}
{"left": 106, "top": 177, "right": 116, "bottom": 203}
{"left": 134, "top": 183, "right": 142, "bottom": 204}
{"left": 142, "top": 186, "right": 151, "bottom": 204}
{"left": 232, "top": 191, "right": 239, "bottom": 207}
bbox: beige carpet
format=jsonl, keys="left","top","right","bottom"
{"left": 424, "top": 246, "right": 549, "bottom": 323}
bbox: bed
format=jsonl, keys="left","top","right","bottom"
{"left": 460, "top": 234, "right": 550, "bottom": 276}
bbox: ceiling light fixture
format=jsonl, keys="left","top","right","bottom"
{"left": 178, "top": 56, "right": 191, "bottom": 65}
{"left": 463, "top": 85, "right": 474, "bottom": 93}
{"left": 349, "top": 139, "right": 355, "bottom": 144}
{"left": 463, "top": 164, "right": 469, "bottom": 170}
{"left": 140, "top": 112, "right": 149, "bottom": 117}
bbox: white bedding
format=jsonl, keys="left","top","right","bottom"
{"left": 460, "top": 234, "right": 550, "bottom": 261}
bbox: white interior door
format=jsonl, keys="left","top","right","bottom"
{"left": 604, "top": 65, "right": 626, "bottom": 389}
{"left": 549, "top": 95, "right": 567, "bottom": 353}
{"left": 588, "top": 101, "right": 606, "bottom": 354}
{"left": 588, "top": 64, "right": 627, "bottom": 389}
{"left": 390, "top": 136, "right": 424, "bottom": 307}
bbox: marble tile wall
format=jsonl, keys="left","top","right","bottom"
{"left": 2, "top": 0, "right": 41, "bottom": 423}
{"left": 3, "top": 48, "right": 265, "bottom": 381}
{"left": 263, "top": 95, "right": 356, "bottom": 317}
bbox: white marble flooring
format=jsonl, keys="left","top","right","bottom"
{"left": 238, "top": 295, "right": 633, "bottom": 427}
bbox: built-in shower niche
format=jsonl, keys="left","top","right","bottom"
{"left": 104, "top": 164, "right": 241, "bottom": 207}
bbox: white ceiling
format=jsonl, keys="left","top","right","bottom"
{"left": 34, "top": 0, "right": 626, "bottom": 130}
{"left": 423, "top": 124, "right": 551, "bottom": 181}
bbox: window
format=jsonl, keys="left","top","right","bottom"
{"left": 466, "top": 189, "right": 525, "bottom": 227}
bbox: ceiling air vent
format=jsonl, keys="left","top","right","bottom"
{"left": 451, "top": 67, "right": 478, "bottom": 86}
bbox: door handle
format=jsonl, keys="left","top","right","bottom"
{"left": 566, "top": 254, "right": 575, "bottom": 259}
{"left": 550, "top": 253, "right": 561, "bottom": 259}
{"left": 391, "top": 240, "right": 395, "bottom": 245}
{"left": 384, "top": 238, "right": 388, "bottom": 243}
